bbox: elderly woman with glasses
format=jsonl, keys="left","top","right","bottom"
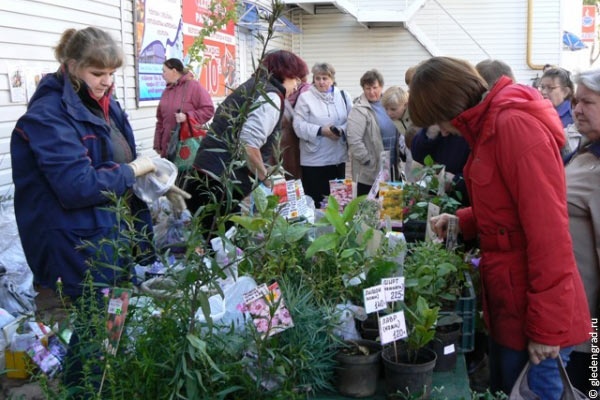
{"left": 539, "top": 67, "right": 580, "bottom": 153}
{"left": 564, "top": 68, "right": 600, "bottom": 394}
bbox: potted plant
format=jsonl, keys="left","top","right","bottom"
{"left": 401, "top": 155, "right": 462, "bottom": 242}
{"left": 381, "top": 296, "right": 439, "bottom": 399}
{"left": 403, "top": 240, "right": 471, "bottom": 371}
{"left": 333, "top": 339, "right": 382, "bottom": 398}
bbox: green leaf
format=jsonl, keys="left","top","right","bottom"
{"left": 341, "top": 196, "right": 362, "bottom": 222}
{"left": 323, "top": 197, "right": 347, "bottom": 235}
{"left": 305, "top": 232, "right": 338, "bottom": 258}
{"left": 253, "top": 187, "right": 269, "bottom": 213}
{"left": 229, "top": 215, "right": 268, "bottom": 231}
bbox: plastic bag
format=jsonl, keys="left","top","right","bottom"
{"left": 133, "top": 158, "right": 177, "bottom": 203}
{"left": 509, "top": 357, "right": 588, "bottom": 400}
{"left": 154, "top": 212, "right": 190, "bottom": 254}
{"left": 332, "top": 302, "right": 367, "bottom": 340}
{"left": 0, "top": 204, "right": 36, "bottom": 316}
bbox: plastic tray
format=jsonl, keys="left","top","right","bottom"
{"left": 439, "top": 271, "right": 476, "bottom": 352}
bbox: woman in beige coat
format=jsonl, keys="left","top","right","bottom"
{"left": 346, "top": 69, "right": 398, "bottom": 196}
{"left": 564, "top": 68, "right": 600, "bottom": 394}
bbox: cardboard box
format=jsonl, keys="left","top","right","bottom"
{"left": 5, "top": 350, "right": 29, "bottom": 379}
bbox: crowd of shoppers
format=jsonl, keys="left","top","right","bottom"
{"left": 10, "top": 22, "right": 597, "bottom": 399}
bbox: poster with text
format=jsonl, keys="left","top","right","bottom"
{"left": 135, "top": 0, "right": 183, "bottom": 102}
{"left": 582, "top": 5, "right": 596, "bottom": 43}
{"left": 183, "top": 0, "right": 237, "bottom": 99}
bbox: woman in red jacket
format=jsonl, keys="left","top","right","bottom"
{"left": 408, "top": 57, "right": 590, "bottom": 398}
{"left": 154, "top": 58, "right": 214, "bottom": 158}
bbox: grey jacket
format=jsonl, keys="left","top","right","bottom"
{"left": 346, "top": 93, "right": 384, "bottom": 186}
{"left": 565, "top": 140, "right": 600, "bottom": 353}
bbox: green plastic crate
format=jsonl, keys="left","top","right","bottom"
{"left": 440, "top": 271, "right": 476, "bottom": 352}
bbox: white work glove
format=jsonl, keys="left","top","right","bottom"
{"left": 166, "top": 185, "right": 192, "bottom": 216}
{"left": 128, "top": 156, "right": 156, "bottom": 177}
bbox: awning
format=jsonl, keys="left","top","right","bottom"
{"left": 238, "top": 1, "right": 302, "bottom": 34}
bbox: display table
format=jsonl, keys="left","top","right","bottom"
{"left": 314, "top": 353, "right": 471, "bottom": 399}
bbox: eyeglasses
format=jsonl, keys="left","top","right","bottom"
{"left": 539, "top": 85, "right": 561, "bottom": 92}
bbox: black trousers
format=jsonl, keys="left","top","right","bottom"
{"left": 300, "top": 163, "right": 345, "bottom": 208}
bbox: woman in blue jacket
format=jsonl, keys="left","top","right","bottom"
{"left": 11, "top": 27, "right": 156, "bottom": 299}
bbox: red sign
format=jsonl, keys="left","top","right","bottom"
{"left": 582, "top": 5, "right": 596, "bottom": 42}
{"left": 183, "top": 0, "right": 237, "bottom": 98}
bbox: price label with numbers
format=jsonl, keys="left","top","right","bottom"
{"left": 378, "top": 310, "right": 408, "bottom": 345}
{"left": 382, "top": 277, "right": 405, "bottom": 302}
{"left": 363, "top": 285, "right": 386, "bottom": 314}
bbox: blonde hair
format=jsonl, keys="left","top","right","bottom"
{"left": 382, "top": 86, "right": 409, "bottom": 108}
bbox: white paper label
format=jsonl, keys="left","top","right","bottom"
{"left": 363, "top": 285, "right": 386, "bottom": 314}
{"left": 382, "top": 277, "right": 405, "bottom": 302}
{"left": 444, "top": 343, "right": 456, "bottom": 355}
{"left": 378, "top": 311, "right": 408, "bottom": 345}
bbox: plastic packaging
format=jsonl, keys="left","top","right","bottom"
{"left": 133, "top": 158, "right": 177, "bottom": 203}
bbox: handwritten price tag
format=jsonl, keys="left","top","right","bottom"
{"left": 382, "top": 277, "right": 405, "bottom": 302}
{"left": 378, "top": 311, "right": 408, "bottom": 345}
{"left": 363, "top": 285, "right": 386, "bottom": 314}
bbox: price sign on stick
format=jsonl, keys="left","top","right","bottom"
{"left": 379, "top": 311, "right": 408, "bottom": 345}
{"left": 363, "top": 285, "right": 386, "bottom": 314}
{"left": 382, "top": 277, "right": 405, "bottom": 302}
{"left": 446, "top": 215, "right": 459, "bottom": 250}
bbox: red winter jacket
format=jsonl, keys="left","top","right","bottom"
{"left": 154, "top": 72, "right": 215, "bottom": 157}
{"left": 453, "top": 76, "right": 590, "bottom": 351}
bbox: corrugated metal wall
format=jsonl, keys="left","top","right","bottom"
{"left": 0, "top": 0, "right": 148, "bottom": 198}
{"left": 288, "top": 0, "right": 564, "bottom": 93}
{"left": 290, "top": 7, "right": 429, "bottom": 98}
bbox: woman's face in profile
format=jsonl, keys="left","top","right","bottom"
{"left": 385, "top": 102, "right": 407, "bottom": 120}
{"left": 162, "top": 65, "right": 180, "bottom": 85}
{"left": 573, "top": 84, "right": 600, "bottom": 142}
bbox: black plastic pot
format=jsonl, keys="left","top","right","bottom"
{"left": 334, "top": 339, "right": 382, "bottom": 398}
{"left": 402, "top": 219, "right": 427, "bottom": 243}
{"left": 381, "top": 345, "right": 437, "bottom": 399}
{"left": 358, "top": 314, "right": 380, "bottom": 341}
{"left": 430, "top": 323, "right": 461, "bottom": 372}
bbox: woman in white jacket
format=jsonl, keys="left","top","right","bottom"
{"left": 293, "top": 62, "right": 352, "bottom": 207}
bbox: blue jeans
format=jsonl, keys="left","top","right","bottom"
{"left": 489, "top": 339, "right": 573, "bottom": 399}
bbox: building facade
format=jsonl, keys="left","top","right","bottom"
{"left": 0, "top": 0, "right": 591, "bottom": 196}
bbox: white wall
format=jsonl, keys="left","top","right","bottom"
{"left": 288, "top": 0, "right": 578, "bottom": 88}
{"left": 0, "top": 0, "right": 154, "bottom": 199}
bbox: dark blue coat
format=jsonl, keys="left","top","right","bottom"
{"left": 411, "top": 128, "right": 471, "bottom": 206}
{"left": 11, "top": 69, "right": 153, "bottom": 297}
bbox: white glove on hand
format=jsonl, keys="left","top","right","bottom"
{"left": 128, "top": 156, "right": 156, "bottom": 177}
{"left": 166, "top": 185, "right": 192, "bottom": 215}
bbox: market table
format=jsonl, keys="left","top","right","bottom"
{"left": 315, "top": 353, "right": 472, "bottom": 399}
